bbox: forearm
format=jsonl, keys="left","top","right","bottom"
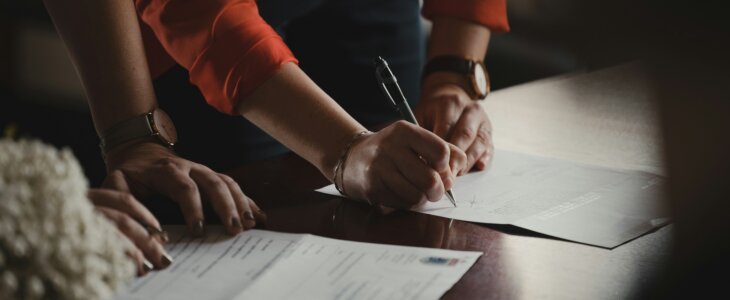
{"left": 44, "top": 0, "right": 157, "bottom": 134}
{"left": 424, "top": 17, "right": 491, "bottom": 91}
{"left": 236, "top": 63, "right": 366, "bottom": 180}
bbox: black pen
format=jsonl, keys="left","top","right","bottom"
{"left": 374, "top": 56, "right": 457, "bottom": 207}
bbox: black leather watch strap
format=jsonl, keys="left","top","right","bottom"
{"left": 423, "top": 55, "right": 473, "bottom": 79}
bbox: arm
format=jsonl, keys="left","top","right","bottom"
{"left": 416, "top": 0, "right": 510, "bottom": 173}
{"left": 138, "top": 0, "right": 467, "bottom": 208}
{"left": 43, "top": 0, "right": 167, "bottom": 276}
{"left": 44, "top": 0, "right": 262, "bottom": 242}
{"left": 418, "top": 17, "right": 494, "bottom": 173}
{"left": 43, "top": 0, "right": 154, "bottom": 133}
{"left": 239, "top": 63, "right": 466, "bottom": 207}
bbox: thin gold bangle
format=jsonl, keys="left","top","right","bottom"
{"left": 333, "top": 130, "right": 372, "bottom": 197}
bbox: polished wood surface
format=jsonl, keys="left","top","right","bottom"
{"left": 226, "top": 152, "right": 670, "bottom": 300}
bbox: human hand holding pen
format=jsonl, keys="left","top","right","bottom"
{"left": 339, "top": 121, "right": 466, "bottom": 209}
{"left": 372, "top": 57, "right": 464, "bottom": 207}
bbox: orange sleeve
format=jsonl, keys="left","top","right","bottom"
{"left": 135, "top": 0, "right": 298, "bottom": 115}
{"left": 422, "top": 0, "right": 510, "bottom": 33}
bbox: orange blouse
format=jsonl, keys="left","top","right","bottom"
{"left": 135, "top": 0, "right": 509, "bottom": 114}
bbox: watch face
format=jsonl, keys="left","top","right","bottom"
{"left": 472, "top": 63, "right": 489, "bottom": 98}
{"left": 152, "top": 109, "right": 178, "bottom": 145}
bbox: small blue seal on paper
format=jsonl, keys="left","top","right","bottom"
{"left": 420, "top": 256, "right": 459, "bottom": 266}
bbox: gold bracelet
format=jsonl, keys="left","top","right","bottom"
{"left": 333, "top": 130, "right": 372, "bottom": 197}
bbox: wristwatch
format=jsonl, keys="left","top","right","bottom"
{"left": 99, "top": 108, "right": 178, "bottom": 154}
{"left": 423, "top": 55, "right": 490, "bottom": 100}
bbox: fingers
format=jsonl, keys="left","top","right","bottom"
{"left": 146, "top": 160, "right": 205, "bottom": 237}
{"left": 102, "top": 169, "right": 132, "bottom": 193}
{"left": 391, "top": 152, "right": 446, "bottom": 203}
{"left": 392, "top": 121, "right": 451, "bottom": 172}
{"left": 430, "top": 95, "right": 461, "bottom": 139}
{"left": 97, "top": 207, "right": 172, "bottom": 275}
{"left": 366, "top": 177, "right": 412, "bottom": 209}
{"left": 125, "top": 246, "right": 148, "bottom": 276}
{"left": 474, "top": 130, "right": 495, "bottom": 171}
{"left": 219, "top": 173, "right": 259, "bottom": 231}
{"left": 448, "top": 143, "right": 468, "bottom": 176}
{"left": 447, "top": 105, "right": 492, "bottom": 173}
{"left": 448, "top": 105, "right": 484, "bottom": 151}
{"left": 189, "top": 165, "right": 242, "bottom": 236}
{"left": 463, "top": 122, "right": 492, "bottom": 173}
{"left": 378, "top": 160, "right": 428, "bottom": 206}
{"left": 87, "top": 189, "right": 164, "bottom": 241}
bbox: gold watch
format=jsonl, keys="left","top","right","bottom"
{"left": 99, "top": 108, "right": 178, "bottom": 154}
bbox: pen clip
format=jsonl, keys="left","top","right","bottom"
{"left": 378, "top": 82, "right": 399, "bottom": 110}
{"left": 374, "top": 57, "right": 399, "bottom": 110}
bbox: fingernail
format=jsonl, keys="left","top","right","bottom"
{"left": 160, "top": 252, "right": 173, "bottom": 268}
{"left": 191, "top": 219, "right": 205, "bottom": 237}
{"left": 476, "top": 160, "right": 485, "bottom": 170}
{"left": 143, "top": 259, "right": 154, "bottom": 273}
{"left": 232, "top": 217, "right": 243, "bottom": 229}
{"left": 159, "top": 230, "right": 170, "bottom": 243}
{"left": 243, "top": 211, "right": 256, "bottom": 228}
{"left": 257, "top": 209, "right": 268, "bottom": 222}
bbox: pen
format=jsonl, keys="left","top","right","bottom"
{"left": 374, "top": 56, "right": 457, "bottom": 207}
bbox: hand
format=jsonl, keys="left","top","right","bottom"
{"left": 103, "top": 142, "right": 267, "bottom": 237}
{"left": 341, "top": 121, "right": 467, "bottom": 208}
{"left": 415, "top": 84, "right": 494, "bottom": 174}
{"left": 87, "top": 188, "right": 171, "bottom": 276}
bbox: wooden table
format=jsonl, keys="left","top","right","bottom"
{"left": 216, "top": 63, "right": 671, "bottom": 299}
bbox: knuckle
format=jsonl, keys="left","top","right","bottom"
{"left": 179, "top": 181, "right": 198, "bottom": 194}
{"left": 144, "top": 239, "right": 163, "bottom": 254}
{"left": 219, "top": 174, "right": 235, "bottom": 185}
{"left": 117, "top": 215, "right": 136, "bottom": 233}
{"left": 392, "top": 120, "right": 411, "bottom": 134}
{"left": 120, "top": 193, "right": 136, "bottom": 205}
{"left": 119, "top": 194, "right": 137, "bottom": 212}
{"left": 158, "top": 157, "right": 178, "bottom": 169}
{"left": 442, "top": 94, "right": 461, "bottom": 106}
{"left": 455, "top": 126, "right": 475, "bottom": 140}
{"left": 436, "top": 142, "right": 450, "bottom": 158}
{"left": 424, "top": 172, "right": 440, "bottom": 191}
{"left": 476, "top": 128, "right": 490, "bottom": 142}
{"left": 204, "top": 176, "right": 227, "bottom": 191}
{"left": 465, "top": 103, "right": 484, "bottom": 114}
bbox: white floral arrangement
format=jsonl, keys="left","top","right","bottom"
{"left": 0, "top": 139, "right": 135, "bottom": 299}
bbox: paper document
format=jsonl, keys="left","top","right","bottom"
{"left": 114, "top": 226, "right": 481, "bottom": 300}
{"left": 317, "top": 150, "right": 669, "bottom": 248}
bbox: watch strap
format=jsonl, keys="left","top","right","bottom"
{"left": 423, "top": 55, "right": 474, "bottom": 78}
{"left": 423, "top": 55, "right": 489, "bottom": 100}
{"left": 100, "top": 112, "right": 155, "bottom": 153}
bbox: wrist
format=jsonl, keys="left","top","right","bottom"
{"left": 422, "top": 72, "right": 471, "bottom": 97}
{"left": 330, "top": 130, "right": 372, "bottom": 195}
{"left": 103, "top": 139, "right": 171, "bottom": 169}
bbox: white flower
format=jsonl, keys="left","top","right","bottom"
{"left": 0, "top": 139, "right": 135, "bottom": 300}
